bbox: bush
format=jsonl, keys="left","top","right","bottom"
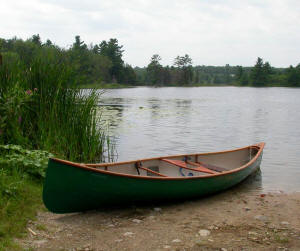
{"left": 0, "top": 145, "right": 53, "bottom": 178}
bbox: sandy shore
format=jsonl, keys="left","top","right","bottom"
{"left": 19, "top": 183, "right": 300, "bottom": 251}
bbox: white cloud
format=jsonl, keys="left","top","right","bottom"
{"left": 0, "top": 0, "right": 299, "bottom": 67}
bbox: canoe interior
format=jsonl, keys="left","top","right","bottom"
{"left": 85, "top": 146, "right": 259, "bottom": 178}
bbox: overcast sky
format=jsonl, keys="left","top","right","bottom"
{"left": 1, "top": 0, "right": 299, "bottom": 67}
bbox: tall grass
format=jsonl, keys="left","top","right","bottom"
{"left": 0, "top": 49, "right": 112, "bottom": 162}
{"left": 0, "top": 47, "right": 113, "bottom": 250}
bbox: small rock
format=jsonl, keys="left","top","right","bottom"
{"left": 195, "top": 240, "right": 205, "bottom": 246}
{"left": 164, "top": 245, "right": 171, "bottom": 249}
{"left": 220, "top": 248, "right": 228, "bottom": 251}
{"left": 115, "top": 239, "right": 123, "bottom": 242}
{"left": 172, "top": 239, "right": 182, "bottom": 243}
{"left": 123, "top": 232, "right": 134, "bottom": 237}
{"left": 244, "top": 207, "right": 251, "bottom": 211}
{"left": 33, "top": 239, "right": 47, "bottom": 247}
{"left": 281, "top": 221, "right": 290, "bottom": 226}
{"left": 198, "top": 229, "right": 211, "bottom": 237}
{"left": 148, "top": 216, "right": 156, "bottom": 220}
{"left": 107, "top": 224, "right": 114, "bottom": 227}
{"left": 248, "top": 231, "right": 258, "bottom": 236}
{"left": 132, "top": 219, "right": 142, "bottom": 224}
{"left": 208, "top": 238, "right": 214, "bottom": 242}
{"left": 153, "top": 207, "right": 162, "bottom": 212}
{"left": 254, "top": 215, "right": 269, "bottom": 222}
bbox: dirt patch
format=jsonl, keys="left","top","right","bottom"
{"left": 18, "top": 187, "right": 300, "bottom": 251}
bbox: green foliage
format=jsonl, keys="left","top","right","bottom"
{"left": 146, "top": 54, "right": 163, "bottom": 85}
{"left": 2, "top": 35, "right": 299, "bottom": 87}
{"left": 98, "top": 38, "right": 125, "bottom": 83}
{"left": 235, "top": 66, "right": 249, "bottom": 86}
{"left": 286, "top": 64, "right": 300, "bottom": 86}
{"left": 173, "top": 54, "right": 193, "bottom": 85}
{"left": 0, "top": 48, "right": 112, "bottom": 162}
{"left": 0, "top": 35, "right": 134, "bottom": 87}
{"left": 0, "top": 168, "right": 42, "bottom": 250}
{"left": 0, "top": 145, "right": 53, "bottom": 178}
{"left": 250, "top": 57, "right": 273, "bottom": 86}
{"left": 0, "top": 144, "right": 47, "bottom": 249}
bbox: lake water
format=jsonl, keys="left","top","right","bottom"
{"left": 99, "top": 87, "right": 300, "bottom": 193}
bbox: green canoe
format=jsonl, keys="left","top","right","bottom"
{"left": 43, "top": 143, "right": 265, "bottom": 213}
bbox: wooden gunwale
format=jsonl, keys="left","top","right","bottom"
{"left": 50, "top": 143, "right": 265, "bottom": 180}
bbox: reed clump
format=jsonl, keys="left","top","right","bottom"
{"left": 0, "top": 50, "right": 111, "bottom": 162}
{"left": 0, "top": 49, "right": 113, "bottom": 249}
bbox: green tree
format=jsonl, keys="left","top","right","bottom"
{"left": 146, "top": 54, "right": 163, "bottom": 85}
{"left": 250, "top": 57, "right": 272, "bottom": 86}
{"left": 173, "top": 54, "right": 193, "bottom": 85}
{"left": 44, "top": 39, "right": 53, "bottom": 47}
{"left": 235, "top": 65, "right": 249, "bottom": 85}
{"left": 286, "top": 64, "right": 300, "bottom": 86}
{"left": 31, "top": 34, "right": 42, "bottom": 46}
{"left": 99, "top": 39, "right": 124, "bottom": 82}
{"left": 123, "top": 64, "right": 137, "bottom": 85}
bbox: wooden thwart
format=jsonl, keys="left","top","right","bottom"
{"left": 136, "top": 162, "right": 167, "bottom": 177}
{"left": 196, "top": 161, "right": 227, "bottom": 172}
{"left": 161, "top": 159, "right": 217, "bottom": 174}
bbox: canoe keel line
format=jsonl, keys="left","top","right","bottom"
{"left": 43, "top": 143, "right": 265, "bottom": 213}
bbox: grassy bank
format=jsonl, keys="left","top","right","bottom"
{"left": 0, "top": 145, "right": 52, "bottom": 250}
{"left": 0, "top": 51, "right": 113, "bottom": 249}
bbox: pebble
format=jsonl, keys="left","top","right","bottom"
{"left": 153, "top": 207, "right": 162, "bottom": 212}
{"left": 123, "top": 232, "right": 134, "bottom": 237}
{"left": 198, "top": 229, "right": 211, "bottom": 237}
{"left": 132, "top": 219, "right": 142, "bottom": 224}
{"left": 254, "top": 215, "right": 269, "bottom": 222}
{"left": 164, "top": 245, "right": 171, "bottom": 249}
{"left": 172, "top": 239, "right": 182, "bottom": 243}
{"left": 115, "top": 239, "right": 123, "bottom": 242}
{"left": 244, "top": 207, "right": 251, "bottom": 211}
{"left": 248, "top": 231, "right": 258, "bottom": 236}
{"left": 33, "top": 239, "right": 48, "bottom": 247}
{"left": 195, "top": 240, "right": 205, "bottom": 246}
{"left": 280, "top": 221, "right": 290, "bottom": 226}
{"left": 220, "top": 248, "right": 228, "bottom": 251}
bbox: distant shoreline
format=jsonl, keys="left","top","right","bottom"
{"left": 79, "top": 82, "right": 298, "bottom": 89}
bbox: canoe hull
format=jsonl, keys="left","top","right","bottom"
{"left": 43, "top": 145, "right": 263, "bottom": 213}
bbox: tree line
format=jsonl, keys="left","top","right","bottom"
{"left": 0, "top": 34, "right": 137, "bottom": 86}
{"left": 1, "top": 35, "right": 300, "bottom": 87}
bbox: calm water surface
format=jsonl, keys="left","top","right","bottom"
{"left": 99, "top": 87, "right": 300, "bottom": 193}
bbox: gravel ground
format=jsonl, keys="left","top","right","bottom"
{"left": 18, "top": 185, "right": 300, "bottom": 251}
